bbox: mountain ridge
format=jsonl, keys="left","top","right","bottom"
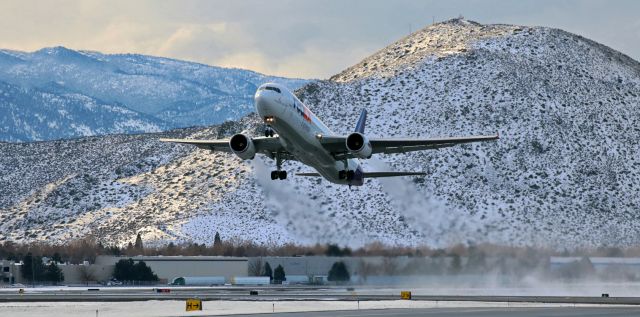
{"left": 0, "top": 46, "right": 310, "bottom": 142}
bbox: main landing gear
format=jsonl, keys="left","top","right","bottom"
{"left": 270, "top": 170, "right": 287, "bottom": 180}
{"left": 338, "top": 159, "right": 354, "bottom": 181}
{"left": 270, "top": 151, "right": 287, "bottom": 180}
{"left": 338, "top": 170, "right": 355, "bottom": 180}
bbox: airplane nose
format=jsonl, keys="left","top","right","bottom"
{"left": 255, "top": 90, "right": 280, "bottom": 117}
{"left": 254, "top": 91, "right": 269, "bottom": 115}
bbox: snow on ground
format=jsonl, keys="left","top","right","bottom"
{"left": 0, "top": 300, "right": 627, "bottom": 317}
{"left": 2, "top": 18, "right": 640, "bottom": 248}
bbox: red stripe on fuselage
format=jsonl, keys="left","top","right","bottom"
{"left": 303, "top": 107, "right": 312, "bottom": 122}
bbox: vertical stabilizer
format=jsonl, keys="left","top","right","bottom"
{"left": 355, "top": 109, "right": 367, "bottom": 134}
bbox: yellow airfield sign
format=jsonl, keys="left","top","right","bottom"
{"left": 186, "top": 298, "right": 203, "bottom": 311}
{"left": 400, "top": 291, "right": 412, "bottom": 300}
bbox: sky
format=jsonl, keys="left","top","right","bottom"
{"left": 0, "top": 0, "right": 638, "bottom": 79}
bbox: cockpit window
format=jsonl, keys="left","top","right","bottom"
{"left": 263, "top": 86, "right": 281, "bottom": 93}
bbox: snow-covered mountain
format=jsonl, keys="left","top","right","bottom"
{"left": 2, "top": 19, "right": 640, "bottom": 248}
{"left": 0, "top": 47, "right": 310, "bottom": 142}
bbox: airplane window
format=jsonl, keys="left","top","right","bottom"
{"left": 265, "top": 86, "right": 281, "bottom": 93}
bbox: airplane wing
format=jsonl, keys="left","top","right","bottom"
{"left": 159, "top": 138, "right": 232, "bottom": 152}
{"left": 159, "top": 137, "right": 295, "bottom": 160}
{"left": 319, "top": 133, "right": 499, "bottom": 159}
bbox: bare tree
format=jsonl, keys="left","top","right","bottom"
{"left": 248, "top": 257, "right": 264, "bottom": 276}
{"left": 357, "top": 259, "right": 376, "bottom": 283}
{"left": 79, "top": 265, "right": 97, "bottom": 286}
{"left": 382, "top": 257, "right": 399, "bottom": 275}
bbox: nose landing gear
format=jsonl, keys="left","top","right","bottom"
{"left": 264, "top": 126, "right": 275, "bottom": 137}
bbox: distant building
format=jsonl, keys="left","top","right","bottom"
{"left": 0, "top": 260, "right": 18, "bottom": 285}
{"left": 95, "top": 255, "right": 248, "bottom": 283}
{"left": 1, "top": 256, "right": 248, "bottom": 286}
{"left": 550, "top": 256, "right": 640, "bottom": 278}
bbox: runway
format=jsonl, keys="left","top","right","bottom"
{"left": 215, "top": 307, "right": 640, "bottom": 317}
{"left": 1, "top": 286, "right": 640, "bottom": 304}
{"left": 3, "top": 286, "right": 640, "bottom": 316}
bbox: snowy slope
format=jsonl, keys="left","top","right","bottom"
{"left": 1, "top": 19, "right": 639, "bottom": 248}
{"left": 0, "top": 47, "right": 310, "bottom": 142}
{"left": 0, "top": 80, "right": 167, "bottom": 142}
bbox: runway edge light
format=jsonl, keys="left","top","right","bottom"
{"left": 186, "top": 298, "right": 203, "bottom": 311}
{"left": 400, "top": 291, "right": 412, "bottom": 300}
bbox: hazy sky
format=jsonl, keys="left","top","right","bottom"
{"left": 0, "top": 0, "right": 638, "bottom": 79}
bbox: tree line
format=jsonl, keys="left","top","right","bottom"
{"left": 20, "top": 253, "right": 64, "bottom": 285}
{"left": 252, "top": 259, "right": 351, "bottom": 284}
{"left": 0, "top": 233, "right": 634, "bottom": 265}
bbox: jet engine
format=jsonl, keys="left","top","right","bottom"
{"left": 229, "top": 133, "right": 256, "bottom": 160}
{"left": 345, "top": 132, "right": 372, "bottom": 159}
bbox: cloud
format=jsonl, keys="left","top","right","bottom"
{"left": 0, "top": 0, "right": 638, "bottom": 78}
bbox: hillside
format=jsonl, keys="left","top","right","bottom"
{"left": 2, "top": 19, "right": 640, "bottom": 248}
{"left": 0, "top": 47, "right": 309, "bottom": 142}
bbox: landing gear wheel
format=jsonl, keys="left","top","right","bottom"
{"left": 269, "top": 151, "right": 287, "bottom": 180}
{"left": 346, "top": 170, "right": 355, "bottom": 180}
{"left": 264, "top": 127, "right": 275, "bottom": 137}
{"left": 338, "top": 170, "right": 346, "bottom": 180}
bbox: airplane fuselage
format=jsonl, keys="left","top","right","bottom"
{"left": 255, "top": 83, "right": 364, "bottom": 186}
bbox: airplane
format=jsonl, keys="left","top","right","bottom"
{"left": 160, "top": 83, "right": 498, "bottom": 187}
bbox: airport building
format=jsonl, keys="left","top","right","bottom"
{"left": 550, "top": 256, "right": 640, "bottom": 278}
{"left": 0, "top": 260, "right": 18, "bottom": 285}
{"left": 2, "top": 256, "right": 249, "bottom": 285}
{"left": 95, "top": 255, "right": 248, "bottom": 283}
{"left": 5, "top": 255, "right": 639, "bottom": 286}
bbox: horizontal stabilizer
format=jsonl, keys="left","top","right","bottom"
{"left": 363, "top": 171, "right": 426, "bottom": 178}
{"left": 296, "top": 172, "right": 322, "bottom": 177}
{"left": 296, "top": 172, "right": 425, "bottom": 178}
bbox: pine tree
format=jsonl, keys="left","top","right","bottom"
{"left": 449, "top": 254, "right": 462, "bottom": 274}
{"left": 263, "top": 262, "right": 273, "bottom": 281}
{"left": 21, "top": 253, "right": 34, "bottom": 282}
{"left": 51, "top": 252, "right": 62, "bottom": 264}
{"left": 214, "top": 232, "right": 222, "bottom": 246}
{"left": 328, "top": 261, "right": 350, "bottom": 283}
{"left": 22, "top": 253, "right": 45, "bottom": 282}
{"left": 325, "top": 244, "right": 342, "bottom": 256}
{"left": 273, "top": 264, "right": 286, "bottom": 284}
{"left": 45, "top": 263, "right": 64, "bottom": 284}
{"left": 114, "top": 258, "right": 135, "bottom": 281}
{"left": 134, "top": 233, "right": 144, "bottom": 250}
{"left": 113, "top": 258, "right": 158, "bottom": 282}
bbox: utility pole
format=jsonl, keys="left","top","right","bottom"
{"left": 31, "top": 257, "right": 34, "bottom": 288}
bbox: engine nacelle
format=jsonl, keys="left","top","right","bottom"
{"left": 345, "top": 132, "right": 372, "bottom": 159}
{"left": 229, "top": 133, "right": 256, "bottom": 160}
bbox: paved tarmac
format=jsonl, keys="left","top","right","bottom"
{"left": 215, "top": 307, "right": 640, "bottom": 317}
{"left": 2, "top": 286, "right": 640, "bottom": 304}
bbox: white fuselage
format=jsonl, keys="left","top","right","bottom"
{"left": 254, "top": 83, "right": 363, "bottom": 185}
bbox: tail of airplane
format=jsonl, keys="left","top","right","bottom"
{"left": 355, "top": 109, "right": 367, "bottom": 134}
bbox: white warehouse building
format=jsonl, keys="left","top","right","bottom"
{"left": 95, "top": 255, "right": 248, "bottom": 283}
